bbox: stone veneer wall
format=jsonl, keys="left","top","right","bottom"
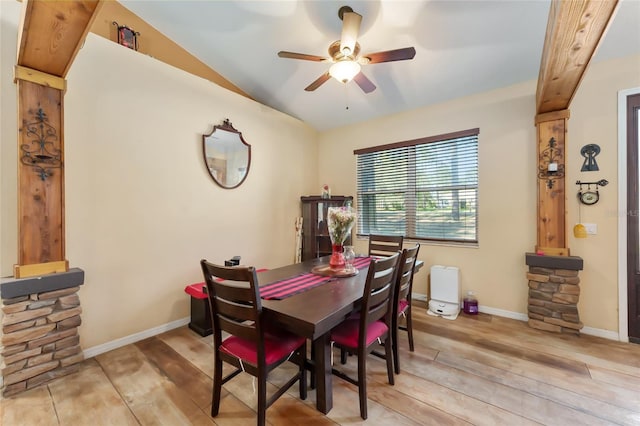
{"left": 525, "top": 253, "right": 584, "bottom": 334}
{"left": 1, "top": 269, "right": 84, "bottom": 397}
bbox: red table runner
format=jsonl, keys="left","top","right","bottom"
{"left": 260, "top": 256, "right": 372, "bottom": 300}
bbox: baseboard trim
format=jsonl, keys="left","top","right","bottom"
{"left": 413, "top": 293, "right": 621, "bottom": 341}
{"left": 412, "top": 292, "right": 428, "bottom": 302}
{"left": 0, "top": 318, "right": 191, "bottom": 386}
{"left": 581, "top": 326, "right": 620, "bottom": 341}
{"left": 83, "top": 317, "right": 190, "bottom": 359}
{"left": 479, "top": 305, "right": 528, "bottom": 321}
{"left": 79, "top": 296, "right": 624, "bottom": 363}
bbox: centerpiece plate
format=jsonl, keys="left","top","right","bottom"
{"left": 311, "top": 264, "right": 359, "bottom": 278}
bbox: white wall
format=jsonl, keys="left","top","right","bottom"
{"left": 568, "top": 55, "right": 640, "bottom": 332}
{"left": 0, "top": 0, "right": 20, "bottom": 276}
{"left": 319, "top": 54, "right": 640, "bottom": 334}
{"left": 320, "top": 80, "right": 538, "bottom": 318}
{"left": 1, "top": 29, "right": 319, "bottom": 349}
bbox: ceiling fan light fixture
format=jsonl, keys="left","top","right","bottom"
{"left": 278, "top": 6, "right": 414, "bottom": 93}
{"left": 329, "top": 60, "right": 361, "bottom": 83}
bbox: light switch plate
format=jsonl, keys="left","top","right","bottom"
{"left": 584, "top": 223, "right": 597, "bottom": 235}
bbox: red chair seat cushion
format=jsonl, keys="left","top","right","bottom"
{"left": 398, "top": 299, "right": 410, "bottom": 315}
{"left": 330, "top": 318, "right": 388, "bottom": 349}
{"left": 220, "top": 331, "right": 305, "bottom": 366}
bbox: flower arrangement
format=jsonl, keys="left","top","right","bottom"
{"left": 327, "top": 206, "right": 357, "bottom": 245}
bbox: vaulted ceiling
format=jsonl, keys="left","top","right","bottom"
{"left": 118, "top": 0, "right": 640, "bottom": 131}
{"left": 10, "top": 0, "right": 640, "bottom": 132}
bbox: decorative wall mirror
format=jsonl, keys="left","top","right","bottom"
{"left": 203, "top": 119, "right": 251, "bottom": 189}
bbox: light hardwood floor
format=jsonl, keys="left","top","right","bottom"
{"left": 3, "top": 305, "right": 640, "bottom": 425}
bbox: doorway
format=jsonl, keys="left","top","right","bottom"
{"left": 626, "top": 92, "right": 640, "bottom": 343}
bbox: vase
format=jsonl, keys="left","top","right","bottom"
{"left": 327, "top": 206, "right": 357, "bottom": 271}
{"left": 343, "top": 245, "right": 356, "bottom": 272}
{"left": 329, "top": 244, "right": 345, "bottom": 270}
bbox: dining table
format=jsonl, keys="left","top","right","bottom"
{"left": 257, "top": 255, "right": 423, "bottom": 414}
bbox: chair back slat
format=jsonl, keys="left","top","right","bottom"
{"left": 368, "top": 234, "right": 404, "bottom": 258}
{"left": 367, "top": 282, "right": 393, "bottom": 322}
{"left": 365, "top": 301, "right": 389, "bottom": 326}
{"left": 215, "top": 295, "right": 258, "bottom": 322}
{"left": 219, "top": 317, "right": 257, "bottom": 341}
{"left": 214, "top": 283, "right": 255, "bottom": 306}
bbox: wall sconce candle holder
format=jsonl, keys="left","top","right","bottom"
{"left": 538, "top": 137, "right": 564, "bottom": 189}
{"left": 20, "top": 107, "right": 62, "bottom": 181}
{"left": 112, "top": 21, "right": 140, "bottom": 51}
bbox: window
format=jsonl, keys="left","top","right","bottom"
{"left": 355, "top": 128, "right": 479, "bottom": 243}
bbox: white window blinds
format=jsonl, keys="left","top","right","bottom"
{"left": 355, "top": 128, "right": 479, "bottom": 243}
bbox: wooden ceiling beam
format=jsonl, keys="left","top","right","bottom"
{"left": 17, "top": 0, "right": 104, "bottom": 78}
{"left": 536, "top": 0, "right": 619, "bottom": 114}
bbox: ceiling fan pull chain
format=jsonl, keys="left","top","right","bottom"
{"left": 345, "top": 83, "right": 350, "bottom": 110}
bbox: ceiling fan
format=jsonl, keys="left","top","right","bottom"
{"left": 277, "top": 5, "right": 416, "bottom": 93}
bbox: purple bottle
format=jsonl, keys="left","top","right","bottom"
{"left": 463, "top": 291, "right": 478, "bottom": 315}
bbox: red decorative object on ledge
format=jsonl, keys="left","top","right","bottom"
{"left": 112, "top": 21, "right": 140, "bottom": 51}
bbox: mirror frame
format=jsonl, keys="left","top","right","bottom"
{"left": 202, "top": 119, "right": 251, "bottom": 189}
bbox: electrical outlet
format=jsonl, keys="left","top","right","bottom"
{"left": 584, "top": 223, "right": 597, "bottom": 235}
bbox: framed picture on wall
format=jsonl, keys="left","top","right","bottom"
{"left": 113, "top": 22, "right": 139, "bottom": 51}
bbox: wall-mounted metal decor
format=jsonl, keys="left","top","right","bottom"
{"left": 580, "top": 144, "right": 601, "bottom": 171}
{"left": 20, "top": 107, "right": 62, "bottom": 181}
{"left": 576, "top": 179, "right": 608, "bottom": 205}
{"left": 112, "top": 21, "right": 140, "bottom": 51}
{"left": 538, "top": 137, "right": 565, "bottom": 189}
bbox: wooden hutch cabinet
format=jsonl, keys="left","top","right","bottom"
{"left": 300, "top": 195, "right": 353, "bottom": 261}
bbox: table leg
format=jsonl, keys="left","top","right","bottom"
{"left": 313, "top": 333, "right": 332, "bottom": 414}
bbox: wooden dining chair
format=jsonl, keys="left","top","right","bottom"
{"left": 368, "top": 234, "right": 404, "bottom": 257}
{"left": 391, "top": 244, "right": 420, "bottom": 374}
{"left": 330, "top": 253, "right": 400, "bottom": 420}
{"left": 200, "top": 260, "right": 307, "bottom": 426}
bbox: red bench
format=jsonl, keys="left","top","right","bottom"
{"left": 185, "top": 282, "right": 208, "bottom": 299}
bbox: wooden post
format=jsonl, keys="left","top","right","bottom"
{"left": 14, "top": 75, "right": 68, "bottom": 278}
{"left": 535, "top": 110, "right": 570, "bottom": 256}
{"left": 12, "top": 0, "right": 103, "bottom": 278}
{"left": 532, "top": 0, "right": 619, "bottom": 257}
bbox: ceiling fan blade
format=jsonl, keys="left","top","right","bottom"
{"left": 363, "top": 47, "right": 416, "bottom": 64}
{"left": 340, "top": 11, "right": 362, "bottom": 57}
{"left": 278, "top": 51, "right": 326, "bottom": 62}
{"left": 353, "top": 72, "right": 376, "bottom": 94}
{"left": 305, "top": 72, "right": 331, "bottom": 91}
